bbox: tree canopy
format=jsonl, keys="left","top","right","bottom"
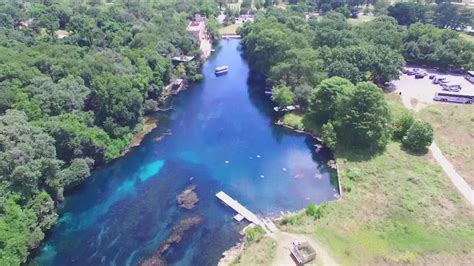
{"left": 0, "top": 1, "right": 217, "bottom": 264}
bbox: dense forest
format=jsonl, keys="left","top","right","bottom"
{"left": 0, "top": 0, "right": 218, "bottom": 264}
{"left": 0, "top": 0, "right": 473, "bottom": 264}
{"left": 239, "top": 4, "right": 472, "bottom": 154}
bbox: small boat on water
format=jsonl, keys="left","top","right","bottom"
{"left": 215, "top": 65, "right": 229, "bottom": 75}
{"left": 273, "top": 105, "right": 300, "bottom": 112}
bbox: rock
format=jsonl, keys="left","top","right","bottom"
{"left": 176, "top": 185, "right": 199, "bottom": 209}
{"left": 140, "top": 216, "right": 203, "bottom": 266}
{"left": 158, "top": 216, "right": 203, "bottom": 254}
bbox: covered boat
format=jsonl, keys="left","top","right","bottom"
{"left": 215, "top": 65, "right": 229, "bottom": 75}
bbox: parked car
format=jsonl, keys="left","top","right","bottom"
{"left": 434, "top": 77, "right": 448, "bottom": 84}
{"left": 442, "top": 84, "right": 461, "bottom": 92}
{"left": 429, "top": 75, "right": 436, "bottom": 79}
{"left": 406, "top": 69, "right": 417, "bottom": 75}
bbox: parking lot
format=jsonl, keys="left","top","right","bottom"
{"left": 391, "top": 67, "right": 474, "bottom": 110}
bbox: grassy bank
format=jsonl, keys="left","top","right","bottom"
{"left": 418, "top": 103, "right": 474, "bottom": 186}
{"left": 235, "top": 93, "right": 474, "bottom": 264}
{"left": 230, "top": 237, "right": 276, "bottom": 265}
{"left": 281, "top": 112, "right": 305, "bottom": 130}
{"left": 219, "top": 24, "right": 241, "bottom": 35}
{"left": 461, "top": 32, "right": 474, "bottom": 43}
{"left": 279, "top": 140, "right": 474, "bottom": 264}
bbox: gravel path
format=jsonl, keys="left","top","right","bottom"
{"left": 397, "top": 88, "right": 474, "bottom": 205}
{"left": 430, "top": 143, "right": 474, "bottom": 204}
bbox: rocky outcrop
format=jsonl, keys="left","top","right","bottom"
{"left": 176, "top": 185, "right": 199, "bottom": 209}
{"left": 140, "top": 216, "right": 203, "bottom": 266}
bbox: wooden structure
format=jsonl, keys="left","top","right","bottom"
{"left": 291, "top": 241, "right": 316, "bottom": 265}
{"left": 216, "top": 191, "right": 266, "bottom": 228}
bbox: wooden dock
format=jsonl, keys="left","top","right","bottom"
{"left": 216, "top": 191, "right": 266, "bottom": 228}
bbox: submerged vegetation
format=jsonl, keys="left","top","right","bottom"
{"left": 0, "top": 0, "right": 218, "bottom": 264}
{"left": 236, "top": 2, "right": 473, "bottom": 264}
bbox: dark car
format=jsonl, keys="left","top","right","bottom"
{"left": 406, "top": 69, "right": 416, "bottom": 76}
{"left": 415, "top": 74, "right": 425, "bottom": 79}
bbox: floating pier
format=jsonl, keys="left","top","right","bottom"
{"left": 216, "top": 191, "right": 266, "bottom": 228}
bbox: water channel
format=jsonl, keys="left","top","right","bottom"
{"left": 34, "top": 39, "right": 338, "bottom": 265}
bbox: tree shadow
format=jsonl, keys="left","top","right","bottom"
{"left": 400, "top": 144, "right": 430, "bottom": 157}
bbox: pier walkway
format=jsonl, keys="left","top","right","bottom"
{"left": 216, "top": 191, "right": 272, "bottom": 231}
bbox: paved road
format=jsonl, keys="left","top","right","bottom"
{"left": 430, "top": 143, "right": 474, "bottom": 205}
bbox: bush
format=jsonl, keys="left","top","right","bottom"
{"left": 306, "top": 203, "right": 327, "bottom": 220}
{"left": 392, "top": 110, "right": 415, "bottom": 140}
{"left": 321, "top": 122, "right": 337, "bottom": 149}
{"left": 402, "top": 120, "right": 434, "bottom": 152}
{"left": 245, "top": 225, "right": 266, "bottom": 242}
{"left": 281, "top": 214, "right": 304, "bottom": 225}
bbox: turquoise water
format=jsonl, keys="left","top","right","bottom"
{"left": 34, "top": 39, "right": 338, "bottom": 265}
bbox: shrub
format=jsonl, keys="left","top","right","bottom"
{"left": 321, "top": 122, "right": 337, "bottom": 149}
{"left": 392, "top": 110, "right": 415, "bottom": 140}
{"left": 402, "top": 120, "right": 434, "bottom": 152}
{"left": 281, "top": 213, "right": 304, "bottom": 225}
{"left": 245, "top": 225, "right": 266, "bottom": 242}
{"left": 305, "top": 203, "right": 327, "bottom": 220}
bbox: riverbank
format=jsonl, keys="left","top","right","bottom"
{"left": 122, "top": 116, "right": 158, "bottom": 155}
{"left": 231, "top": 93, "right": 474, "bottom": 264}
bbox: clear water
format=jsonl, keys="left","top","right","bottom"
{"left": 33, "top": 40, "right": 338, "bottom": 266}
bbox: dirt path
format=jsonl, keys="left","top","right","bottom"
{"left": 270, "top": 231, "right": 338, "bottom": 266}
{"left": 398, "top": 94, "right": 474, "bottom": 205}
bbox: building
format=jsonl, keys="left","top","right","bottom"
{"left": 187, "top": 14, "right": 207, "bottom": 40}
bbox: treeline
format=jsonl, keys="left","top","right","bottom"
{"left": 239, "top": 8, "right": 452, "bottom": 153}
{"left": 0, "top": 1, "right": 217, "bottom": 264}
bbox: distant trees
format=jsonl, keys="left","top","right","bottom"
{"left": 388, "top": 2, "right": 428, "bottom": 26}
{"left": 403, "top": 23, "right": 474, "bottom": 70}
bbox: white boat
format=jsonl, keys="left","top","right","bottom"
{"left": 273, "top": 105, "right": 299, "bottom": 112}
{"left": 215, "top": 65, "right": 229, "bottom": 75}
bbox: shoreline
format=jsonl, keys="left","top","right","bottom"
{"left": 121, "top": 115, "right": 158, "bottom": 156}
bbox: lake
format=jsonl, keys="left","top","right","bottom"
{"left": 34, "top": 39, "right": 338, "bottom": 265}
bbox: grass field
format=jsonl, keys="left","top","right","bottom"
{"left": 280, "top": 140, "right": 474, "bottom": 264}
{"left": 281, "top": 112, "right": 305, "bottom": 130}
{"left": 230, "top": 237, "right": 276, "bottom": 265}
{"left": 236, "top": 94, "right": 474, "bottom": 265}
{"left": 461, "top": 32, "right": 474, "bottom": 43}
{"left": 418, "top": 103, "right": 474, "bottom": 187}
{"left": 218, "top": 24, "right": 241, "bottom": 35}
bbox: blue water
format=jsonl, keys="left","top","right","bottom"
{"left": 34, "top": 40, "right": 338, "bottom": 265}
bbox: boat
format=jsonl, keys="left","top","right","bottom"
{"left": 273, "top": 105, "right": 300, "bottom": 112}
{"left": 215, "top": 65, "right": 229, "bottom": 75}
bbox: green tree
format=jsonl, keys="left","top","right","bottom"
{"left": 388, "top": 2, "right": 428, "bottom": 26}
{"left": 402, "top": 120, "right": 434, "bottom": 153}
{"left": 321, "top": 122, "right": 337, "bottom": 149}
{"left": 271, "top": 84, "right": 295, "bottom": 107}
{"left": 392, "top": 109, "right": 415, "bottom": 141}
{"left": 308, "top": 77, "right": 354, "bottom": 124}
{"left": 337, "top": 82, "right": 391, "bottom": 151}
